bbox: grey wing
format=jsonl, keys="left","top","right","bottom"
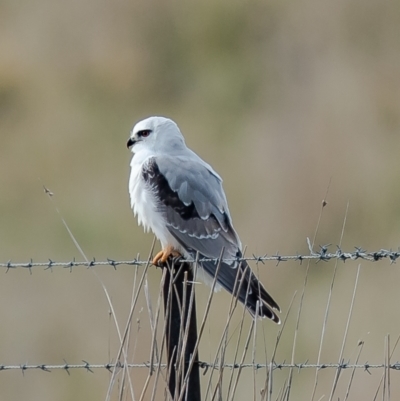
{"left": 142, "top": 156, "right": 280, "bottom": 321}
{"left": 148, "top": 155, "right": 240, "bottom": 259}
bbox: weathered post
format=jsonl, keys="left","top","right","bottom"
{"left": 163, "top": 259, "right": 201, "bottom": 401}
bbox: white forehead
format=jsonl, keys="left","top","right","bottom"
{"left": 132, "top": 116, "right": 179, "bottom": 134}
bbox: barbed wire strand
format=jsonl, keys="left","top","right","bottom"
{"left": 1, "top": 242, "right": 400, "bottom": 272}
{"left": 2, "top": 361, "right": 400, "bottom": 373}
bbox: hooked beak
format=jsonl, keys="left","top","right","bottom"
{"left": 127, "top": 137, "right": 136, "bottom": 149}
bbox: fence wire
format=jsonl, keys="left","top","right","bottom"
{"left": 2, "top": 241, "right": 400, "bottom": 398}
{"left": 1, "top": 361, "right": 400, "bottom": 374}
{"left": 1, "top": 241, "right": 400, "bottom": 272}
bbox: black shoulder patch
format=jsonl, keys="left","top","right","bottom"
{"left": 142, "top": 158, "right": 200, "bottom": 220}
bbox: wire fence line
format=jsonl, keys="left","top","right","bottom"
{"left": 1, "top": 361, "right": 400, "bottom": 374}
{"left": 1, "top": 242, "right": 400, "bottom": 272}
{"left": 2, "top": 242, "right": 399, "bottom": 399}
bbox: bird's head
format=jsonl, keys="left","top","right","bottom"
{"left": 127, "top": 116, "right": 185, "bottom": 154}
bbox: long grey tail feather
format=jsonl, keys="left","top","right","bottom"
{"left": 199, "top": 256, "right": 281, "bottom": 323}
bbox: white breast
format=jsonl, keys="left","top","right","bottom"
{"left": 128, "top": 154, "right": 182, "bottom": 251}
{"left": 128, "top": 151, "right": 221, "bottom": 290}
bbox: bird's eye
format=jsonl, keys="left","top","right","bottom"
{"left": 138, "top": 130, "right": 151, "bottom": 138}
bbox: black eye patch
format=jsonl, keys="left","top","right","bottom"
{"left": 138, "top": 130, "right": 152, "bottom": 138}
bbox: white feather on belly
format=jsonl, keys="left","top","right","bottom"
{"left": 129, "top": 154, "right": 221, "bottom": 291}
{"left": 129, "top": 156, "right": 181, "bottom": 250}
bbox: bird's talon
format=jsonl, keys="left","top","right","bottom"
{"left": 152, "top": 247, "right": 181, "bottom": 266}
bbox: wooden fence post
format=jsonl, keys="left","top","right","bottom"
{"left": 163, "top": 259, "right": 201, "bottom": 401}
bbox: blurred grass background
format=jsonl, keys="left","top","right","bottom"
{"left": 1, "top": 0, "right": 400, "bottom": 399}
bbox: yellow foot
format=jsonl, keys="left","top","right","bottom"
{"left": 152, "top": 245, "right": 182, "bottom": 266}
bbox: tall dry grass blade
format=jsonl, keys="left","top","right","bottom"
{"left": 204, "top": 247, "right": 252, "bottom": 401}
{"left": 372, "top": 334, "right": 400, "bottom": 401}
{"left": 42, "top": 186, "right": 136, "bottom": 401}
{"left": 119, "top": 272, "right": 145, "bottom": 401}
{"left": 150, "top": 269, "right": 167, "bottom": 401}
{"left": 275, "top": 379, "right": 286, "bottom": 401}
{"left": 310, "top": 262, "right": 338, "bottom": 400}
{"left": 328, "top": 262, "right": 360, "bottom": 401}
{"left": 311, "top": 201, "right": 349, "bottom": 401}
{"left": 225, "top": 322, "right": 243, "bottom": 399}
{"left": 107, "top": 240, "right": 155, "bottom": 401}
{"left": 144, "top": 278, "right": 155, "bottom": 361}
{"left": 110, "top": 261, "right": 149, "bottom": 401}
{"left": 252, "top": 303, "right": 259, "bottom": 401}
{"left": 281, "top": 381, "right": 289, "bottom": 401}
{"left": 43, "top": 185, "right": 88, "bottom": 264}
{"left": 252, "top": 253, "right": 271, "bottom": 401}
{"left": 383, "top": 335, "right": 388, "bottom": 401}
{"left": 226, "top": 261, "right": 254, "bottom": 397}
{"left": 150, "top": 269, "right": 169, "bottom": 401}
{"left": 138, "top": 375, "right": 152, "bottom": 401}
{"left": 122, "top": 262, "right": 141, "bottom": 401}
{"left": 108, "top": 266, "right": 139, "bottom": 400}
{"left": 382, "top": 334, "right": 391, "bottom": 401}
{"left": 343, "top": 340, "right": 364, "bottom": 401}
{"left": 215, "top": 325, "right": 229, "bottom": 401}
{"left": 215, "top": 246, "right": 250, "bottom": 401}
{"left": 228, "top": 320, "right": 255, "bottom": 401}
{"left": 265, "top": 292, "right": 297, "bottom": 401}
{"left": 388, "top": 335, "right": 391, "bottom": 401}
{"left": 149, "top": 269, "right": 167, "bottom": 374}
{"left": 222, "top": 264, "right": 255, "bottom": 400}
{"left": 140, "top": 273, "right": 166, "bottom": 401}
{"left": 285, "top": 183, "right": 331, "bottom": 401}
{"left": 118, "top": 299, "right": 141, "bottom": 401}
{"left": 174, "top": 270, "right": 189, "bottom": 399}
{"left": 204, "top": 280, "right": 243, "bottom": 401}
{"left": 284, "top": 263, "right": 309, "bottom": 401}
{"left": 205, "top": 316, "right": 228, "bottom": 400}
{"left": 104, "top": 276, "right": 136, "bottom": 401}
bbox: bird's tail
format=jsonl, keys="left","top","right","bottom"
{"left": 200, "top": 256, "right": 281, "bottom": 323}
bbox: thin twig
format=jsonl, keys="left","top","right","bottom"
{"left": 329, "top": 263, "right": 361, "bottom": 400}
{"left": 286, "top": 184, "right": 330, "bottom": 401}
